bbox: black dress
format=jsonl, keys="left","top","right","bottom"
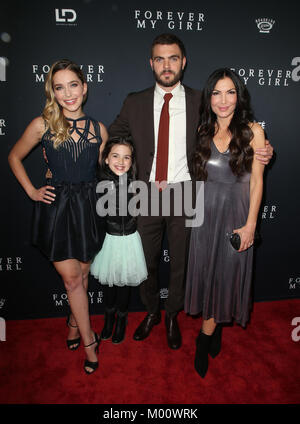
{"left": 32, "top": 116, "right": 106, "bottom": 262}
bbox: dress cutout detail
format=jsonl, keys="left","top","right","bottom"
{"left": 42, "top": 116, "right": 101, "bottom": 183}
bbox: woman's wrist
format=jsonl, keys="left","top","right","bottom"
{"left": 26, "top": 185, "right": 37, "bottom": 200}
{"left": 245, "top": 221, "right": 256, "bottom": 230}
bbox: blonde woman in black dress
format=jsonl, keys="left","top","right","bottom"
{"left": 8, "top": 60, "right": 108, "bottom": 374}
{"left": 185, "top": 68, "right": 265, "bottom": 378}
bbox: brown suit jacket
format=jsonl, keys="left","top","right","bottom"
{"left": 108, "top": 85, "right": 202, "bottom": 183}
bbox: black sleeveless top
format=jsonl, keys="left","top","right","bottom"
{"left": 41, "top": 116, "right": 102, "bottom": 184}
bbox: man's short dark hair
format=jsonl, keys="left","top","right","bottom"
{"left": 151, "top": 33, "right": 186, "bottom": 58}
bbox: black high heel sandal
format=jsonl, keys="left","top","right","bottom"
{"left": 84, "top": 332, "right": 100, "bottom": 375}
{"left": 66, "top": 315, "right": 81, "bottom": 351}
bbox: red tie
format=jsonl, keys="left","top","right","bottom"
{"left": 155, "top": 93, "right": 173, "bottom": 186}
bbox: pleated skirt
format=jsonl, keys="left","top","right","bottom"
{"left": 32, "top": 180, "right": 106, "bottom": 262}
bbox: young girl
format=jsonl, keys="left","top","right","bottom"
{"left": 90, "top": 137, "right": 148, "bottom": 344}
{"left": 8, "top": 59, "right": 108, "bottom": 375}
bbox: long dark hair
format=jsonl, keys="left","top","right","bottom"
{"left": 193, "top": 68, "right": 255, "bottom": 180}
{"left": 101, "top": 136, "right": 137, "bottom": 179}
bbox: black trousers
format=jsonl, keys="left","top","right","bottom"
{"left": 102, "top": 285, "right": 131, "bottom": 313}
{"left": 137, "top": 182, "right": 193, "bottom": 315}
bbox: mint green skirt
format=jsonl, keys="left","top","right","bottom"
{"left": 90, "top": 231, "right": 148, "bottom": 287}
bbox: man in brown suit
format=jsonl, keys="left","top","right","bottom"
{"left": 108, "top": 34, "right": 272, "bottom": 349}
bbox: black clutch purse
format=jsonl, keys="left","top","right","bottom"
{"left": 229, "top": 230, "right": 261, "bottom": 251}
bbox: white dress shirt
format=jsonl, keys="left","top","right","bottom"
{"left": 149, "top": 82, "right": 191, "bottom": 183}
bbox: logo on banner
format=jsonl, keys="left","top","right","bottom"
{"left": 160, "top": 288, "right": 169, "bottom": 299}
{"left": 0, "top": 119, "right": 6, "bottom": 135}
{"left": 163, "top": 249, "right": 170, "bottom": 263}
{"left": 255, "top": 18, "right": 275, "bottom": 33}
{"left": 230, "top": 67, "right": 291, "bottom": 87}
{"left": 257, "top": 121, "right": 266, "bottom": 130}
{"left": 55, "top": 9, "right": 77, "bottom": 25}
{"left": 52, "top": 291, "right": 103, "bottom": 307}
{"left": 288, "top": 277, "right": 300, "bottom": 291}
{"left": 32, "top": 64, "right": 104, "bottom": 83}
{"left": 261, "top": 205, "right": 277, "bottom": 220}
{"left": 134, "top": 10, "right": 205, "bottom": 31}
{"left": 0, "top": 257, "right": 22, "bottom": 271}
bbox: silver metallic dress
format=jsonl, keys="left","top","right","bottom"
{"left": 184, "top": 141, "right": 253, "bottom": 327}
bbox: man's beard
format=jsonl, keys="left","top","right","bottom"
{"left": 153, "top": 69, "right": 183, "bottom": 87}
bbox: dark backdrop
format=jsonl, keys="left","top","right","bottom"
{"left": 1, "top": 0, "right": 300, "bottom": 320}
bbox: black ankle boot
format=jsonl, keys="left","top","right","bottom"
{"left": 112, "top": 310, "right": 128, "bottom": 344}
{"left": 194, "top": 331, "right": 212, "bottom": 378}
{"left": 209, "top": 324, "right": 222, "bottom": 358}
{"left": 101, "top": 307, "right": 116, "bottom": 340}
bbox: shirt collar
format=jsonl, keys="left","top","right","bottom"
{"left": 154, "top": 82, "right": 184, "bottom": 98}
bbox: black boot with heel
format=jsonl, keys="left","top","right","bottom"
{"left": 194, "top": 331, "right": 212, "bottom": 378}
{"left": 209, "top": 324, "right": 223, "bottom": 358}
{"left": 112, "top": 310, "right": 128, "bottom": 344}
{"left": 101, "top": 307, "right": 116, "bottom": 340}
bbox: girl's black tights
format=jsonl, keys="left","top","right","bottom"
{"left": 102, "top": 285, "right": 131, "bottom": 312}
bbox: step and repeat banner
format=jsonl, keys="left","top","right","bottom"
{"left": 1, "top": 0, "right": 299, "bottom": 320}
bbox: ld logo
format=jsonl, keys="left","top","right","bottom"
{"left": 55, "top": 9, "right": 77, "bottom": 23}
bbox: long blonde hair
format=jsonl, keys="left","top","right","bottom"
{"left": 42, "top": 59, "right": 87, "bottom": 149}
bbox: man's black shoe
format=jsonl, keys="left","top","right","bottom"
{"left": 165, "top": 313, "right": 182, "bottom": 350}
{"left": 133, "top": 312, "right": 161, "bottom": 341}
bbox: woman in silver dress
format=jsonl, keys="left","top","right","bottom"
{"left": 185, "top": 68, "right": 265, "bottom": 378}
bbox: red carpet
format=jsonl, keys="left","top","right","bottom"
{"left": 0, "top": 299, "right": 299, "bottom": 404}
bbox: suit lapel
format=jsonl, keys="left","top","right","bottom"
{"left": 143, "top": 87, "right": 155, "bottom": 153}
